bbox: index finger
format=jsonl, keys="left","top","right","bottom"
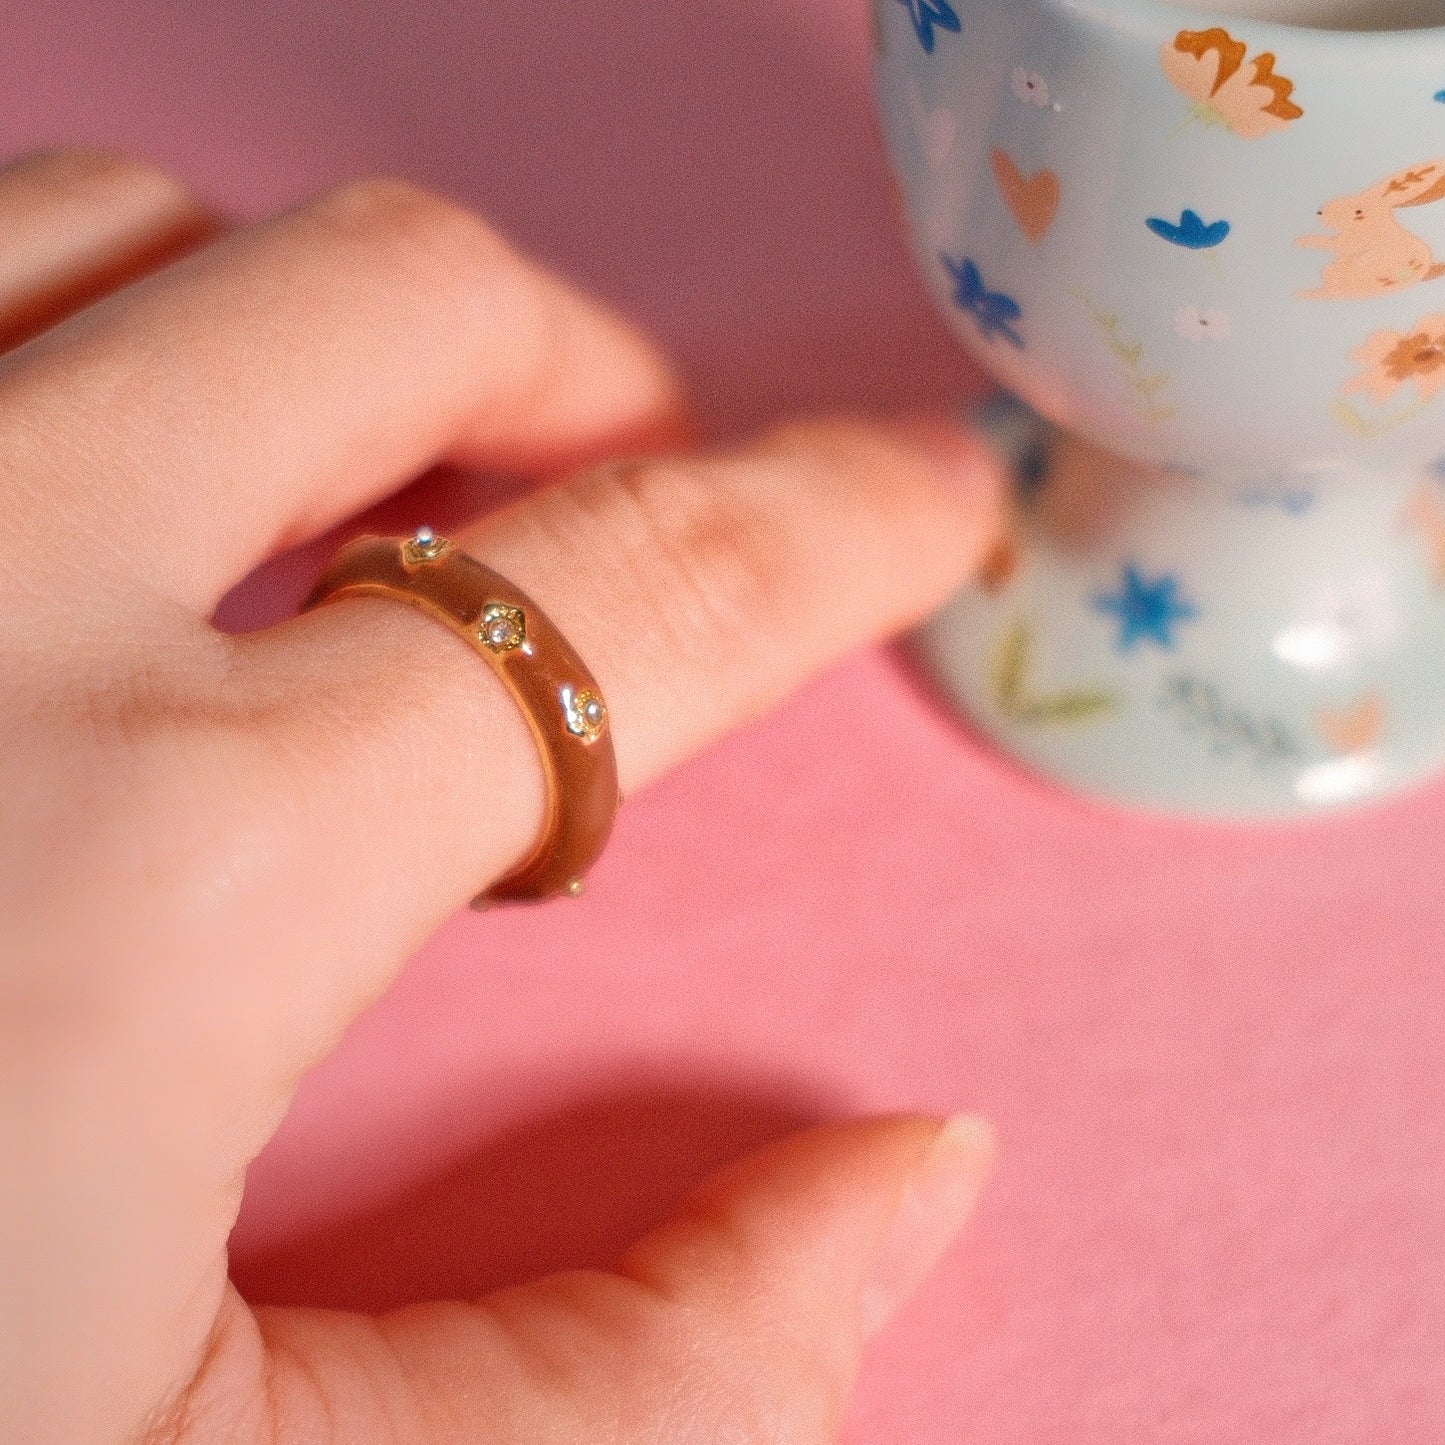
{"left": 0, "top": 149, "right": 217, "bottom": 353}
{"left": 0, "top": 178, "right": 689, "bottom": 613}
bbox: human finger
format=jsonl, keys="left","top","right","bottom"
{"left": 142, "top": 1116, "right": 995, "bottom": 1445}
{"left": 0, "top": 177, "right": 688, "bottom": 613}
{"left": 217, "top": 418, "right": 1003, "bottom": 1064}
{"left": 7, "top": 424, "right": 1000, "bottom": 1442}
{"left": 5, "top": 414, "right": 1003, "bottom": 1445}
{"left": 0, "top": 148, "right": 216, "bottom": 353}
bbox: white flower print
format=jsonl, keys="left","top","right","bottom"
{"left": 1175, "top": 306, "right": 1233, "bottom": 342}
{"left": 1010, "top": 67, "right": 1051, "bottom": 108}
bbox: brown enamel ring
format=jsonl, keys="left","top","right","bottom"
{"left": 303, "top": 529, "right": 620, "bottom": 908}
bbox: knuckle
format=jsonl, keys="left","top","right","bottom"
{"left": 583, "top": 457, "right": 784, "bottom": 673}
{"left": 764, "top": 415, "right": 870, "bottom": 456}
{"left": 307, "top": 175, "right": 515, "bottom": 277}
{"left": 766, "top": 416, "right": 910, "bottom": 484}
{"left": 302, "top": 178, "right": 548, "bottom": 387}
{"left": 613, "top": 1207, "right": 851, "bottom": 1437}
{"left": 762, "top": 415, "right": 988, "bottom": 539}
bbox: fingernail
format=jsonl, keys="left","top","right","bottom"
{"left": 861, "top": 1114, "right": 997, "bottom": 1339}
{"left": 890, "top": 417, "right": 1005, "bottom": 509}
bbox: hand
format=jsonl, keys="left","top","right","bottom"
{"left": 1, "top": 150, "right": 1002, "bottom": 1444}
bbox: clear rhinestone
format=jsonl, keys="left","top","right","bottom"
{"left": 479, "top": 603, "right": 526, "bottom": 654}
{"left": 563, "top": 687, "right": 608, "bottom": 741}
{"left": 402, "top": 526, "right": 450, "bottom": 566}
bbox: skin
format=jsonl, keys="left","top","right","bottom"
{"left": 0, "top": 150, "right": 1004, "bottom": 1445}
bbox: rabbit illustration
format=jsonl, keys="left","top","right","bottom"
{"left": 1297, "top": 160, "right": 1445, "bottom": 300}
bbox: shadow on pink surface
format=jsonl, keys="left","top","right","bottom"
{"left": 232, "top": 1075, "right": 831, "bottom": 1312}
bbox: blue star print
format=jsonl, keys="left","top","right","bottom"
{"left": 1093, "top": 565, "right": 1199, "bottom": 652}
{"left": 942, "top": 256, "right": 1024, "bottom": 348}
{"left": 896, "top": 0, "right": 961, "bottom": 54}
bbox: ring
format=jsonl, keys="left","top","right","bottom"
{"left": 303, "top": 527, "right": 620, "bottom": 908}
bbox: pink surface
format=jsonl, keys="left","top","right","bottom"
{"left": 11, "top": 2, "right": 1445, "bottom": 1438}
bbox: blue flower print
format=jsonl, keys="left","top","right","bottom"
{"left": 942, "top": 256, "right": 1025, "bottom": 348}
{"left": 1093, "top": 564, "right": 1199, "bottom": 651}
{"left": 896, "top": 0, "right": 961, "bottom": 55}
{"left": 1147, "top": 210, "right": 1232, "bottom": 250}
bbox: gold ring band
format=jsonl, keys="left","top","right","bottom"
{"left": 304, "top": 529, "right": 620, "bottom": 908}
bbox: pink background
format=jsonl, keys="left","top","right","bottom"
{"left": 9, "top": 2, "right": 1445, "bottom": 1438}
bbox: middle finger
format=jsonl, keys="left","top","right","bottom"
{"left": 0, "top": 177, "right": 687, "bottom": 616}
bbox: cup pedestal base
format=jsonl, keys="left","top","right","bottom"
{"left": 915, "top": 400, "right": 1445, "bottom": 819}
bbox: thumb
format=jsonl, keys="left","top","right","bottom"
{"left": 491, "top": 1112, "right": 997, "bottom": 1443}
{"left": 611, "top": 1110, "right": 996, "bottom": 1385}
{"left": 163, "top": 1115, "right": 995, "bottom": 1444}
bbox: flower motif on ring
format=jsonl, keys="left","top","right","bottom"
{"left": 479, "top": 602, "right": 527, "bottom": 654}
{"left": 401, "top": 526, "right": 451, "bottom": 568}
{"left": 562, "top": 685, "right": 608, "bottom": 743}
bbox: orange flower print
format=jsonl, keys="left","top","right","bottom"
{"left": 1162, "top": 28, "right": 1303, "bottom": 139}
{"left": 1344, "top": 317, "right": 1445, "bottom": 406}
